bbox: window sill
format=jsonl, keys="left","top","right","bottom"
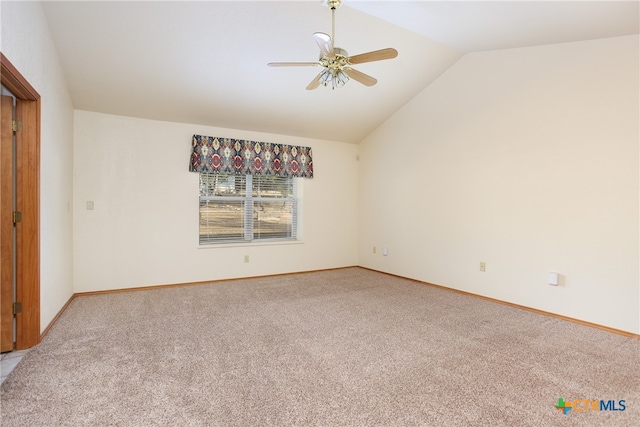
{"left": 198, "top": 240, "right": 304, "bottom": 250}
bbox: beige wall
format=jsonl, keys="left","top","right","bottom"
{"left": 1, "top": 1, "right": 75, "bottom": 332}
{"left": 358, "top": 35, "right": 639, "bottom": 334}
{"left": 73, "top": 111, "right": 358, "bottom": 292}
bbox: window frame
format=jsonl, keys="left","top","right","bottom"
{"left": 198, "top": 172, "right": 300, "bottom": 245}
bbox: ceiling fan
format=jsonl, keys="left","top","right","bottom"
{"left": 267, "top": 0, "right": 398, "bottom": 90}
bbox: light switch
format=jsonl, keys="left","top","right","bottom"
{"left": 86, "top": 201, "right": 94, "bottom": 210}
{"left": 549, "top": 272, "right": 559, "bottom": 286}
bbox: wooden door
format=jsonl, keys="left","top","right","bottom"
{"left": 1, "top": 94, "right": 14, "bottom": 352}
{"left": 1, "top": 53, "right": 41, "bottom": 350}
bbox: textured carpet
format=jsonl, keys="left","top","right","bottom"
{"left": 1, "top": 267, "right": 638, "bottom": 426}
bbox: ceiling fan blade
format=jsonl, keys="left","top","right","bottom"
{"left": 313, "top": 32, "right": 334, "bottom": 58}
{"left": 268, "top": 62, "right": 319, "bottom": 67}
{"left": 344, "top": 68, "right": 377, "bottom": 87}
{"left": 348, "top": 48, "right": 398, "bottom": 65}
{"left": 306, "top": 72, "right": 323, "bottom": 90}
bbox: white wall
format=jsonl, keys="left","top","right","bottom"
{"left": 73, "top": 111, "right": 358, "bottom": 292}
{"left": 1, "top": 1, "right": 75, "bottom": 332}
{"left": 358, "top": 35, "right": 639, "bottom": 334}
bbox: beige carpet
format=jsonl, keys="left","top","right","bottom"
{"left": 1, "top": 267, "right": 638, "bottom": 426}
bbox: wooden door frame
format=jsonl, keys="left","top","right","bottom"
{"left": 1, "top": 52, "right": 40, "bottom": 349}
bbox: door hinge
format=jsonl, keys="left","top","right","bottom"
{"left": 12, "top": 302, "right": 22, "bottom": 315}
{"left": 11, "top": 120, "right": 22, "bottom": 133}
{"left": 12, "top": 211, "right": 22, "bottom": 224}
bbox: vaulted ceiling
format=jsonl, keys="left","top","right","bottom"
{"left": 41, "top": 1, "right": 639, "bottom": 144}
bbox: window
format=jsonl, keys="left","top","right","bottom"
{"left": 199, "top": 173, "right": 300, "bottom": 244}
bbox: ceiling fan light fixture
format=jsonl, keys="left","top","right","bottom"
{"left": 335, "top": 69, "right": 349, "bottom": 87}
{"left": 319, "top": 68, "right": 349, "bottom": 90}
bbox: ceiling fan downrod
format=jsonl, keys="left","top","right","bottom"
{"left": 325, "top": 0, "right": 341, "bottom": 46}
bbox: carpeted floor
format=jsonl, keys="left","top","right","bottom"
{"left": 1, "top": 267, "right": 638, "bottom": 426}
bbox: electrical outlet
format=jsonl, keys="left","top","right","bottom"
{"left": 244, "top": 255, "right": 250, "bottom": 263}
{"left": 479, "top": 262, "right": 486, "bottom": 272}
{"left": 373, "top": 246, "right": 377, "bottom": 254}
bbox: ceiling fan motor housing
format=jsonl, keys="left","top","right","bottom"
{"left": 320, "top": 47, "right": 349, "bottom": 69}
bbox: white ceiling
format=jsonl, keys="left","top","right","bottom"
{"left": 41, "top": 1, "right": 639, "bottom": 144}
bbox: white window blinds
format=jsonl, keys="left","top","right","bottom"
{"left": 199, "top": 173, "right": 299, "bottom": 244}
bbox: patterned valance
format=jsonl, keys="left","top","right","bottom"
{"left": 189, "top": 135, "right": 313, "bottom": 178}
